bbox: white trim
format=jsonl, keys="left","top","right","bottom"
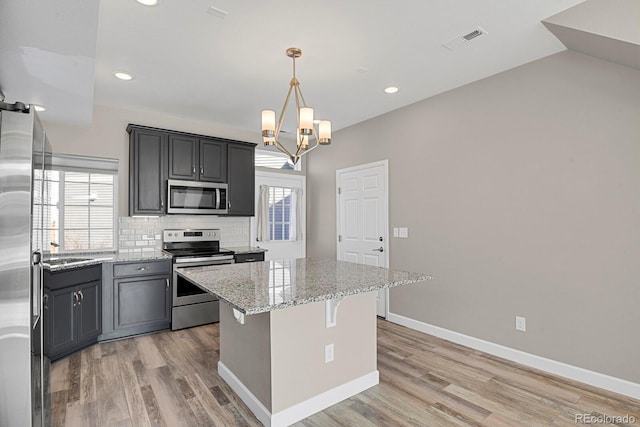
{"left": 387, "top": 313, "right": 640, "bottom": 400}
{"left": 218, "top": 361, "right": 271, "bottom": 426}
{"left": 218, "top": 361, "right": 379, "bottom": 427}
{"left": 250, "top": 170, "right": 307, "bottom": 258}
{"left": 336, "top": 159, "right": 389, "bottom": 318}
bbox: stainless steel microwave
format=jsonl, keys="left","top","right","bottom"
{"left": 167, "top": 179, "right": 228, "bottom": 214}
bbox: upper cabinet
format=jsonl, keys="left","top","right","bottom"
{"left": 128, "top": 125, "right": 168, "bottom": 216}
{"left": 227, "top": 142, "right": 255, "bottom": 216}
{"left": 168, "top": 135, "right": 227, "bottom": 183}
{"left": 128, "top": 124, "right": 256, "bottom": 217}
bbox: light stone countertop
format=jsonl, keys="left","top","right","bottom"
{"left": 44, "top": 250, "right": 172, "bottom": 272}
{"left": 177, "top": 258, "right": 432, "bottom": 315}
{"left": 225, "top": 246, "right": 267, "bottom": 254}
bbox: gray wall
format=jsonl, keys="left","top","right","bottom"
{"left": 306, "top": 50, "right": 640, "bottom": 383}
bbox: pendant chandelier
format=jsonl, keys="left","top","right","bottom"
{"left": 261, "top": 47, "right": 331, "bottom": 165}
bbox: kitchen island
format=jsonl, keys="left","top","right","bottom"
{"left": 178, "top": 258, "right": 430, "bottom": 427}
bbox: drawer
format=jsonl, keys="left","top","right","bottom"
{"left": 113, "top": 259, "right": 171, "bottom": 278}
{"left": 234, "top": 252, "right": 265, "bottom": 263}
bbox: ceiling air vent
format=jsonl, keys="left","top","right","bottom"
{"left": 207, "top": 5, "right": 228, "bottom": 19}
{"left": 442, "top": 27, "right": 488, "bottom": 50}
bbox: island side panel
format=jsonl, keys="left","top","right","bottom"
{"left": 269, "top": 292, "right": 378, "bottom": 414}
{"left": 219, "top": 303, "right": 272, "bottom": 411}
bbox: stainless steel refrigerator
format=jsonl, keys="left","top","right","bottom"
{"left": 0, "top": 102, "right": 51, "bottom": 426}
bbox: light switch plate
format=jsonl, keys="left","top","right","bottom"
{"left": 399, "top": 227, "right": 409, "bottom": 238}
{"left": 393, "top": 227, "right": 399, "bottom": 238}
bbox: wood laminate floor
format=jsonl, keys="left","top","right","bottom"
{"left": 51, "top": 319, "right": 640, "bottom": 426}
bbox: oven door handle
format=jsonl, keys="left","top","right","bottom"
{"left": 174, "top": 255, "right": 235, "bottom": 265}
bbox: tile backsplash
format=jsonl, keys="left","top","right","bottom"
{"left": 118, "top": 216, "right": 250, "bottom": 254}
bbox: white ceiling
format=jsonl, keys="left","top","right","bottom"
{"left": 1, "top": 0, "right": 584, "bottom": 134}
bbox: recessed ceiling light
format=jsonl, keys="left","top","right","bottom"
{"left": 114, "top": 72, "right": 133, "bottom": 81}
{"left": 33, "top": 105, "right": 46, "bottom": 112}
{"left": 384, "top": 86, "right": 399, "bottom": 94}
{"left": 136, "top": 0, "right": 158, "bottom": 6}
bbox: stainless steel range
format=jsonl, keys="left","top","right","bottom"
{"left": 163, "top": 229, "right": 234, "bottom": 330}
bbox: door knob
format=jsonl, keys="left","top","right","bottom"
{"left": 372, "top": 247, "right": 384, "bottom": 252}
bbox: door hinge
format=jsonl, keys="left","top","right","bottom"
{"left": 338, "top": 235, "right": 342, "bottom": 242}
{"left": 338, "top": 187, "right": 341, "bottom": 195}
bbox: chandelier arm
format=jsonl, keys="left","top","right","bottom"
{"left": 292, "top": 85, "right": 305, "bottom": 158}
{"left": 297, "top": 86, "right": 309, "bottom": 108}
{"left": 298, "top": 140, "right": 320, "bottom": 158}
{"left": 272, "top": 138, "right": 295, "bottom": 159}
{"left": 275, "top": 84, "right": 295, "bottom": 139}
{"left": 297, "top": 126, "right": 320, "bottom": 158}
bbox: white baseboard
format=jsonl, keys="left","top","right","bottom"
{"left": 218, "top": 361, "right": 272, "bottom": 426}
{"left": 387, "top": 312, "right": 640, "bottom": 401}
{"left": 218, "top": 361, "right": 379, "bottom": 427}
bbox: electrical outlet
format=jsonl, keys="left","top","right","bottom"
{"left": 515, "top": 316, "right": 526, "bottom": 332}
{"left": 325, "top": 344, "right": 334, "bottom": 363}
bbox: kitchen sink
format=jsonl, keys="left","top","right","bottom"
{"left": 46, "top": 258, "right": 93, "bottom": 266}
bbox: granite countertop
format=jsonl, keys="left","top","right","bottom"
{"left": 226, "top": 246, "right": 267, "bottom": 254}
{"left": 44, "top": 251, "right": 172, "bottom": 271}
{"left": 177, "top": 258, "right": 431, "bottom": 315}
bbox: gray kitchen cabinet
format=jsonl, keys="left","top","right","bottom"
{"left": 227, "top": 142, "right": 255, "bottom": 216}
{"left": 128, "top": 125, "right": 168, "bottom": 215}
{"left": 100, "top": 259, "right": 172, "bottom": 341}
{"left": 168, "top": 134, "right": 198, "bottom": 180}
{"left": 168, "top": 135, "right": 227, "bottom": 183}
{"left": 199, "top": 138, "right": 227, "bottom": 182}
{"left": 44, "top": 264, "right": 102, "bottom": 361}
{"left": 128, "top": 124, "right": 256, "bottom": 216}
{"left": 234, "top": 252, "right": 265, "bottom": 263}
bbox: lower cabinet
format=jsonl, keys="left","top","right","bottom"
{"left": 100, "top": 259, "right": 172, "bottom": 341}
{"left": 44, "top": 265, "right": 102, "bottom": 361}
{"left": 234, "top": 252, "right": 265, "bottom": 263}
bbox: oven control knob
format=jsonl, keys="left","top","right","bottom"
{"left": 168, "top": 233, "right": 173, "bottom": 237}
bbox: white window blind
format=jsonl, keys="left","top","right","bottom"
{"left": 255, "top": 149, "right": 301, "bottom": 171}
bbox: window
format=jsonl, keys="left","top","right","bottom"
{"left": 255, "top": 149, "right": 301, "bottom": 171}
{"left": 256, "top": 185, "right": 302, "bottom": 242}
{"left": 34, "top": 154, "right": 118, "bottom": 253}
{"left": 268, "top": 186, "right": 293, "bottom": 241}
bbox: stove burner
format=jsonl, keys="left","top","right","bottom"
{"left": 162, "top": 228, "right": 232, "bottom": 259}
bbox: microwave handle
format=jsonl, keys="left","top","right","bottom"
{"left": 216, "top": 188, "right": 221, "bottom": 210}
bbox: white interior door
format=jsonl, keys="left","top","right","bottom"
{"left": 336, "top": 160, "right": 389, "bottom": 317}
{"left": 250, "top": 171, "right": 306, "bottom": 260}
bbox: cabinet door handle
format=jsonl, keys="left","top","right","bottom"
{"left": 227, "top": 201, "right": 231, "bottom": 209}
{"left": 78, "top": 290, "right": 84, "bottom": 304}
{"left": 73, "top": 291, "right": 78, "bottom": 307}
{"left": 245, "top": 258, "right": 255, "bottom": 262}
{"left": 161, "top": 198, "right": 164, "bottom": 208}
{"left": 165, "top": 278, "right": 170, "bottom": 289}
{"left": 200, "top": 166, "right": 204, "bottom": 175}
{"left": 137, "top": 266, "right": 148, "bottom": 271}
{"left": 43, "top": 294, "right": 48, "bottom": 310}
{"left": 193, "top": 165, "right": 196, "bottom": 174}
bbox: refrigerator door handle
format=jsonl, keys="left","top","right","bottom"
{"left": 32, "top": 250, "right": 42, "bottom": 329}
